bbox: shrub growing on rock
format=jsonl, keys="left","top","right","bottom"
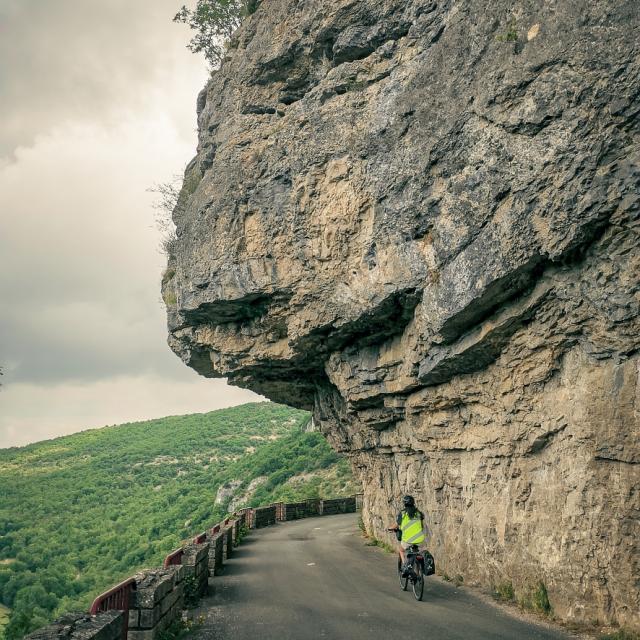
{"left": 174, "top": 0, "right": 260, "bottom": 67}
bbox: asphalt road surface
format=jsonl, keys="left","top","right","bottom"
{"left": 190, "top": 514, "right": 572, "bottom": 640}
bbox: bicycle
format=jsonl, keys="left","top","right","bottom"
{"left": 398, "top": 543, "right": 425, "bottom": 600}
{"left": 387, "top": 529, "right": 430, "bottom": 601}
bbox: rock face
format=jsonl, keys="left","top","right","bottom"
{"left": 164, "top": 0, "right": 640, "bottom": 628}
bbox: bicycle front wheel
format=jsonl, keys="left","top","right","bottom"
{"left": 412, "top": 561, "right": 424, "bottom": 600}
{"left": 398, "top": 557, "right": 408, "bottom": 591}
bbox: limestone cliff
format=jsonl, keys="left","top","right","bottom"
{"left": 163, "top": 0, "right": 640, "bottom": 628}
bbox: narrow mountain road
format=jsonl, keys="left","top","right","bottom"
{"left": 189, "top": 514, "right": 573, "bottom": 640}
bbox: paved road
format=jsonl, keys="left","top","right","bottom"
{"left": 190, "top": 514, "right": 573, "bottom": 640}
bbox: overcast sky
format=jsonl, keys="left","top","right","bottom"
{"left": 0, "top": 0, "right": 259, "bottom": 448}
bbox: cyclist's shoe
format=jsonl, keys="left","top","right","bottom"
{"left": 401, "top": 563, "right": 412, "bottom": 578}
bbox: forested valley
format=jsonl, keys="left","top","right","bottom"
{"left": 0, "top": 402, "right": 357, "bottom": 638}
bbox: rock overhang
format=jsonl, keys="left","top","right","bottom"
{"left": 163, "top": 0, "right": 639, "bottom": 627}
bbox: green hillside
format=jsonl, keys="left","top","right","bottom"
{"left": 0, "top": 402, "right": 357, "bottom": 639}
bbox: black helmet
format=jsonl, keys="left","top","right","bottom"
{"left": 403, "top": 495, "right": 415, "bottom": 508}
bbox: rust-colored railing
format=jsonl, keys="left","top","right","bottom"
{"left": 163, "top": 547, "right": 184, "bottom": 568}
{"left": 89, "top": 577, "right": 135, "bottom": 639}
{"left": 193, "top": 532, "right": 207, "bottom": 544}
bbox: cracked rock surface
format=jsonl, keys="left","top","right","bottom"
{"left": 163, "top": 0, "right": 640, "bottom": 628}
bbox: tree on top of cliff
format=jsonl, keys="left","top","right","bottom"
{"left": 174, "top": 0, "right": 260, "bottom": 67}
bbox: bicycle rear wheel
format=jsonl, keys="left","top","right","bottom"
{"left": 397, "top": 557, "right": 408, "bottom": 591}
{"left": 412, "top": 561, "right": 424, "bottom": 600}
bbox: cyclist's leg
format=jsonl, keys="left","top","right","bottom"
{"left": 401, "top": 543, "right": 415, "bottom": 577}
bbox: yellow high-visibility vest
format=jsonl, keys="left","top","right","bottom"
{"left": 400, "top": 510, "right": 425, "bottom": 545}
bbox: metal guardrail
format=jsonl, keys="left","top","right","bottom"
{"left": 89, "top": 577, "right": 136, "bottom": 640}
{"left": 163, "top": 547, "right": 184, "bottom": 568}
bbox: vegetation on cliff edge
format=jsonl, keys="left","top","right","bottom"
{"left": 174, "top": 0, "right": 260, "bottom": 67}
{"left": 0, "top": 402, "right": 356, "bottom": 638}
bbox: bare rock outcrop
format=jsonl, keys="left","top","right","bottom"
{"left": 163, "top": 0, "right": 640, "bottom": 628}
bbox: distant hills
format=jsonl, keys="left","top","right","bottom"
{"left": 0, "top": 402, "right": 357, "bottom": 638}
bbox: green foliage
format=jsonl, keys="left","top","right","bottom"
{"left": 520, "top": 580, "right": 552, "bottom": 615}
{"left": 162, "top": 291, "right": 177, "bottom": 306}
{"left": 599, "top": 630, "right": 640, "bottom": 640}
{"left": 174, "top": 0, "right": 260, "bottom": 68}
{"left": 182, "top": 575, "right": 199, "bottom": 608}
{"left": 364, "top": 537, "right": 395, "bottom": 554}
{"left": 496, "top": 19, "right": 518, "bottom": 42}
{"left": 156, "top": 618, "right": 188, "bottom": 640}
{"left": 220, "top": 433, "right": 357, "bottom": 509}
{"left": 236, "top": 524, "right": 250, "bottom": 544}
{"left": 0, "top": 604, "right": 11, "bottom": 638}
{"left": 0, "top": 402, "right": 355, "bottom": 638}
{"left": 361, "top": 524, "right": 396, "bottom": 555}
{"left": 493, "top": 580, "right": 551, "bottom": 615}
{"left": 494, "top": 581, "right": 515, "bottom": 601}
{"left": 161, "top": 268, "right": 176, "bottom": 286}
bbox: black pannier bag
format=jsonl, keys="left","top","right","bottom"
{"left": 423, "top": 551, "right": 435, "bottom": 576}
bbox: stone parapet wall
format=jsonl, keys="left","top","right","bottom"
{"left": 128, "top": 566, "right": 184, "bottom": 640}
{"left": 253, "top": 505, "right": 277, "bottom": 528}
{"left": 223, "top": 522, "right": 235, "bottom": 560}
{"left": 181, "top": 542, "right": 209, "bottom": 599}
{"left": 281, "top": 497, "right": 357, "bottom": 520}
{"left": 25, "top": 612, "right": 124, "bottom": 640}
{"left": 207, "top": 530, "right": 226, "bottom": 576}
{"left": 284, "top": 500, "right": 320, "bottom": 520}
{"left": 321, "top": 497, "right": 357, "bottom": 515}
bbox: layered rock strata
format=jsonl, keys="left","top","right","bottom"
{"left": 163, "top": 0, "right": 640, "bottom": 628}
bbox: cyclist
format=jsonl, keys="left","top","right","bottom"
{"left": 389, "top": 495, "right": 426, "bottom": 576}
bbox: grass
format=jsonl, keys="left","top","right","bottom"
{"left": 494, "top": 581, "right": 515, "bottom": 602}
{"left": 161, "top": 268, "right": 176, "bottom": 286}
{"left": 492, "top": 579, "right": 552, "bottom": 617}
{"left": 157, "top": 618, "right": 191, "bottom": 640}
{"left": 364, "top": 537, "right": 396, "bottom": 554}
{"left": 439, "top": 572, "right": 463, "bottom": 587}
{"left": 162, "top": 290, "right": 177, "bottom": 306}
{"left": 236, "top": 524, "right": 250, "bottom": 544}
{"left": 496, "top": 19, "right": 518, "bottom": 42}
{"left": 599, "top": 631, "right": 640, "bottom": 640}
{"left": 520, "top": 581, "right": 552, "bottom": 615}
{"left": 359, "top": 520, "right": 396, "bottom": 555}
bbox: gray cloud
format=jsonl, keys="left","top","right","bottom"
{"left": 0, "top": 0, "right": 200, "bottom": 156}
{"left": 0, "top": 0, "right": 260, "bottom": 446}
